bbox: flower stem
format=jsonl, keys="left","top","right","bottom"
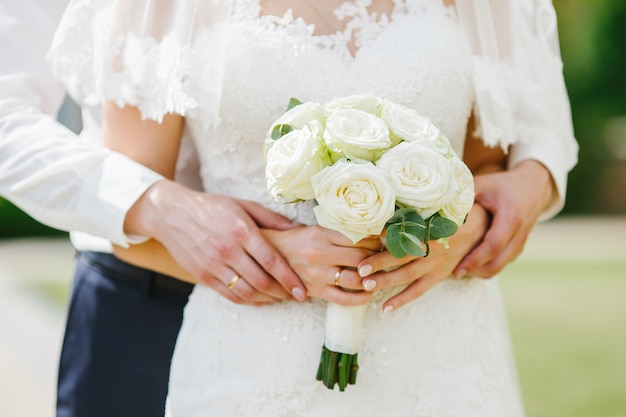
{"left": 316, "top": 346, "right": 359, "bottom": 391}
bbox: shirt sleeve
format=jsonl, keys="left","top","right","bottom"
{"left": 0, "top": 0, "right": 164, "bottom": 247}
{"left": 507, "top": 129, "right": 576, "bottom": 221}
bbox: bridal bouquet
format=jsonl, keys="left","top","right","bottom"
{"left": 264, "top": 94, "right": 474, "bottom": 391}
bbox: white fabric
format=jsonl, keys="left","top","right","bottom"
{"left": 49, "top": 0, "right": 234, "bottom": 128}
{"left": 456, "top": 0, "right": 578, "bottom": 218}
{"left": 0, "top": 0, "right": 166, "bottom": 248}
{"left": 48, "top": 0, "right": 578, "bottom": 222}
{"left": 49, "top": 0, "right": 530, "bottom": 414}
{"left": 162, "top": 2, "right": 525, "bottom": 414}
{"left": 43, "top": 0, "right": 580, "bottom": 414}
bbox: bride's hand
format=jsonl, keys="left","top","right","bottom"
{"left": 355, "top": 204, "right": 490, "bottom": 312}
{"left": 263, "top": 226, "right": 382, "bottom": 306}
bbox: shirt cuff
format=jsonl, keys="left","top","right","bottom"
{"left": 507, "top": 131, "right": 572, "bottom": 222}
{"left": 79, "top": 151, "right": 164, "bottom": 247}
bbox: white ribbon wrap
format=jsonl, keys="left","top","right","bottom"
{"left": 323, "top": 303, "right": 368, "bottom": 355}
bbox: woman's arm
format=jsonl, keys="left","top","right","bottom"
{"left": 103, "top": 102, "right": 309, "bottom": 305}
{"left": 461, "top": 114, "right": 507, "bottom": 175}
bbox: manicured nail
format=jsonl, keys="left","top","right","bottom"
{"left": 363, "top": 279, "right": 377, "bottom": 291}
{"left": 383, "top": 305, "right": 394, "bottom": 315}
{"left": 359, "top": 264, "right": 373, "bottom": 277}
{"left": 454, "top": 269, "right": 467, "bottom": 280}
{"left": 292, "top": 287, "right": 305, "bottom": 301}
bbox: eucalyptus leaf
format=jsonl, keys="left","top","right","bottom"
{"left": 270, "top": 123, "right": 294, "bottom": 140}
{"left": 402, "top": 221, "right": 427, "bottom": 242}
{"left": 385, "top": 207, "right": 413, "bottom": 225}
{"left": 403, "top": 210, "right": 426, "bottom": 226}
{"left": 428, "top": 215, "right": 458, "bottom": 239}
{"left": 287, "top": 97, "right": 302, "bottom": 111}
{"left": 399, "top": 232, "right": 426, "bottom": 257}
{"left": 385, "top": 208, "right": 426, "bottom": 228}
{"left": 385, "top": 224, "right": 408, "bottom": 258}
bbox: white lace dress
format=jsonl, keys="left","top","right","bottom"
{"left": 163, "top": 1, "right": 526, "bottom": 416}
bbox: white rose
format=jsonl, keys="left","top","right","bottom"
{"left": 265, "top": 121, "right": 330, "bottom": 201}
{"left": 324, "top": 109, "right": 392, "bottom": 162}
{"left": 440, "top": 157, "right": 475, "bottom": 225}
{"left": 266, "top": 101, "right": 326, "bottom": 138}
{"left": 376, "top": 141, "right": 458, "bottom": 219}
{"left": 380, "top": 100, "right": 440, "bottom": 144}
{"left": 324, "top": 94, "right": 382, "bottom": 115}
{"left": 312, "top": 161, "right": 396, "bottom": 243}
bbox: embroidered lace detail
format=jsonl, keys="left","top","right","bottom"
{"left": 185, "top": 0, "right": 475, "bottom": 216}
{"left": 166, "top": 2, "right": 523, "bottom": 416}
{"left": 168, "top": 280, "right": 523, "bottom": 417}
{"left": 48, "top": 0, "right": 231, "bottom": 128}
{"left": 246, "top": 0, "right": 456, "bottom": 61}
{"left": 50, "top": 1, "right": 524, "bottom": 415}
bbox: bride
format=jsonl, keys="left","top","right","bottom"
{"left": 49, "top": 0, "right": 576, "bottom": 415}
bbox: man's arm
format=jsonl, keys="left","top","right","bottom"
{"left": 0, "top": 0, "right": 163, "bottom": 247}
{"left": 454, "top": 131, "right": 578, "bottom": 278}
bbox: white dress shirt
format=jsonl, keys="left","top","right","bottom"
{"left": 0, "top": 0, "right": 202, "bottom": 252}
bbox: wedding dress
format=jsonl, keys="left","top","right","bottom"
{"left": 47, "top": 0, "right": 577, "bottom": 415}
{"left": 165, "top": 2, "right": 524, "bottom": 416}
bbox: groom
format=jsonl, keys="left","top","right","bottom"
{"left": 0, "top": 1, "right": 577, "bottom": 416}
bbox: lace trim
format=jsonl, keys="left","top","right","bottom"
{"left": 247, "top": 0, "right": 454, "bottom": 61}
{"left": 49, "top": 0, "right": 459, "bottom": 129}
{"left": 48, "top": 0, "right": 228, "bottom": 127}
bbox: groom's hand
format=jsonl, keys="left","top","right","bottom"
{"left": 124, "top": 180, "right": 308, "bottom": 303}
{"left": 453, "top": 160, "right": 556, "bottom": 278}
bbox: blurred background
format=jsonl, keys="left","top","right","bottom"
{"left": 1, "top": 1, "right": 625, "bottom": 416}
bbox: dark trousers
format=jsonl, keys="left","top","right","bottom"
{"left": 56, "top": 252, "right": 194, "bottom": 417}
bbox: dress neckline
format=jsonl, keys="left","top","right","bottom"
{"left": 241, "top": 0, "right": 403, "bottom": 60}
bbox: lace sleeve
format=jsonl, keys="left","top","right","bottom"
{"left": 48, "top": 0, "right": 233, "bottom": 126}
{"left": 456, "top": 0, "right": 578, "bottom": 157}
{"left": 456, "top": 0, "right": 578, "bottom": 218}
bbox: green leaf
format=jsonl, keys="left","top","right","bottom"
{"left": 270, "top": 123, "right": 294, "bottom": 140}
{"left": 286, "top": 97, "right": 302, "bottom": 111}
{"left": 428, "top": 215, "right": 458, "bottom": 239}
{"left": 399, "top": 232, "right": 427, "bottom": 257}
{"left": 385, "top": 224, "right": 408, "bottom": 258}
{"left": 402, "top": 221, "right": 428, "bottom": 242}
{"left": 385, "top": 208, "right": 426, "bottom": 229}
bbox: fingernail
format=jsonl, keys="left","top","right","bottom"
{"left": 291, "top": 287, "right": 305, "bottom": 301}
{"left": 359, "top": 264, "right": 373, "bottom": 277}
{"left": 454, "top": 269, "right": 467, "bottom": 280}
{"left": 363, "top": 279, "right": 377, "bottom": 291}
{"left": 383, "top": 305, "right": 394, "bottom": 315}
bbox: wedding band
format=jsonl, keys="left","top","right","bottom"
{"left": 227, "top": 274, "right": 241, "bottom": 290}
{"left": 334, "top": 268, "right": 343, "bottom": 287}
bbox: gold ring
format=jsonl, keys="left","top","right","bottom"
{"left": 227, "top": 274, "right": 241, "bottom": 290}
{"left": 334, "top": 268, "right": 342, "bottom": 287}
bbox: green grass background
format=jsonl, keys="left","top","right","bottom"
{"left": 501, "top": 260, "right": 626, "bottom": 417}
